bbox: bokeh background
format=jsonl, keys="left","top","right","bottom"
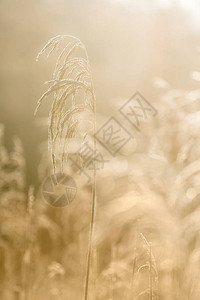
{"left": 1, "top": 0, "right": 200, "bottom": 188}
{"left": 1, "top": 1, "right": 200, "bottom": 300}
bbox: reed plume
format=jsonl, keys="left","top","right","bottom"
{"left": 35, "top": 35, "right": 97, "bottom": 300}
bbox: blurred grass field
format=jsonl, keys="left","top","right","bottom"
{"left": 1, "top": 0, "right": 200, "bottom": 299}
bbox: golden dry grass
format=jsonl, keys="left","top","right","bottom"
{"left": 1, "top": 3, "right": 200, "bottom": 299}
{"left": 1, "top": 36, "right": 200, "bottom": 299}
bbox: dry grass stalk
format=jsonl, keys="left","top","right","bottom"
{"left": 21, "top": 186, "right": 35, "bottom": 300}
{"left": 140, "top": 233, "right": 158, "bottom": 300}
{"left": 35, "top": 35, "right": 97, "bottom": 300}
